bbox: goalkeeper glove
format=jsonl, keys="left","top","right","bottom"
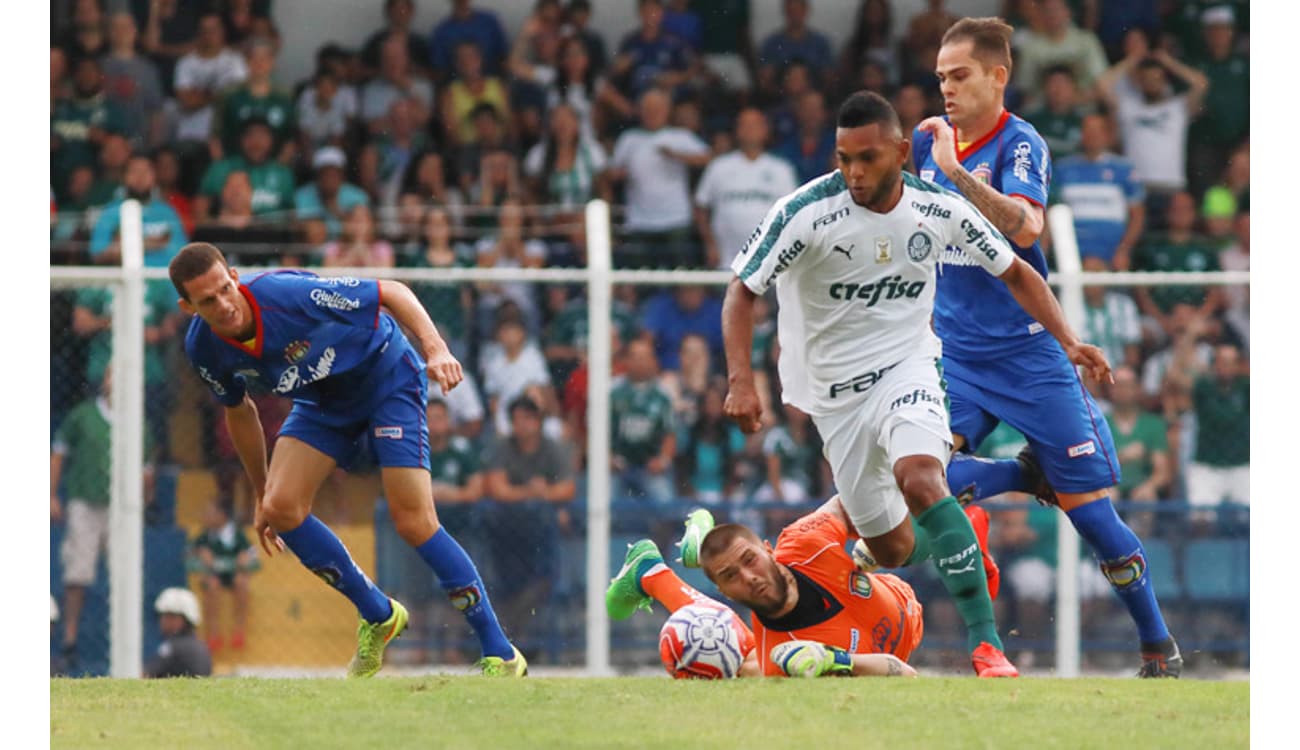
{"left": 771, "top": 640, "right": 854, "bottom": 678}
{"left": 851, "top": 539, "right": 881, "bottom": 572}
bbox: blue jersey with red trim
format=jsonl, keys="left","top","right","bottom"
{"left": 183, "top": 271, "right": 417, "bottom": 426}
{"left": 912, "top": 112, "right": 1053, "bottom": 359}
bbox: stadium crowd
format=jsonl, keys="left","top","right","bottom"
{"left": 51, "top": 0, "right": 1249, "bottom": 669}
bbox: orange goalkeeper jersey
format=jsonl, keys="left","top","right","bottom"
{"left": 753, "top": 511, "right": 925, "bottom": 677}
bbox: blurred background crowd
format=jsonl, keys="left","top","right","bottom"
{"left": 50, "top": 0, "right": 1248, "bottom": 675}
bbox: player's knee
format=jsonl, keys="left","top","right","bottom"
{"left": 261, "top": 492, "right": 309, "bottom": 531}
{"left": 390, "top": 505, "right": 439, "bottom": 546}
{"left": 894, "top": 459, "right": 948, "bottom": 509}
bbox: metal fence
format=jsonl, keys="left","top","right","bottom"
{"left": 50, "top": 201, "right": 1249, "bottom": 677}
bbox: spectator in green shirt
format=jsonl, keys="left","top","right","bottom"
{"left": 1187, "top": 344, "right": 1249, "bottom": 510}
{"left": 1106, "top": 366, "right": 1172, "bottom": 505}
{"left": 610, "top": 339, "right": 676, "bottom": 505}
{"left": 1023, "top": 64, "right": 1088, "bottom": 160}
{"left": 190, "top": 499, "right": 258, "bottom": 653}
{"left": 195, "top": 117, "right": 296, "bottom": 223}
{"left": 51, "top": 55, "right": 127, "bottom": 200}
{"left": 211, "top": 37, "right": 297, "bottom": 164}
{"left": 51, "top": 366, "right": 154, "bottom": 670}
{"left": 1187, "top": 6, "right": 1249, "bottom": 196}
{"left": 1133, "top": 191, "right": 1223, "bottom": 338}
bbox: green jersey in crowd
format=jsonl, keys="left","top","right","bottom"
{"left": 214, "top": 88, "right": 296, "bottom": 154}
{"left": 74, "top": 281, "right": 178, "bottom": 387}
{"left": 199, "top": 156, "right": 296, "bottom": 216}
{"left": 429, "top": 435, "right": 482, "bottom": 488}
{"left": 610, "top": 379, "right": 675, "bottom": 467}
{"left": 1192, "top": 373, "right": 1249, "bottom": 467}
{"left": 53, "top": 397, "right": 153, "bottom": 507}
{"left": 1133, "top": 233, "right": 1220, "bottom": 313}
{"left": 1106, "top": 410, "right": 1169, "bottom": 498}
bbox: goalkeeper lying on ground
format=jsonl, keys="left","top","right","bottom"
{"left": 607, "top": 496, "right": 1000, "bottom": 677}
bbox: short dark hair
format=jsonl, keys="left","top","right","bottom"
{"left": 1043, "top": 63, "right": 1075, "bottom": 82}
{"left": 1137, "top": 57, "right": 1165, "bottom": 74}
{"left": 698, "top": 524, "right": 763, "bottom": 581}
{"left": 168, "top": 242, "right": 229, "bottom": 300}
{"left": 508, "top": 395, "right": 542, "bottom": 419}
{"left": 941, "top": 17, "right": 1014, "bottom": 75}
{"left": 837, "top": 90, "right": 900, "bottom": 132}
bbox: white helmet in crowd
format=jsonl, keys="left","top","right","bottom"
{"left": 154, "top": 587, "right": 202, "bottom": 626}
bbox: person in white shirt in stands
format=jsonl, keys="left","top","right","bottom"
{"left": 429, "top": 368, "right": 486, "bottom": 442}
{"left": 1096, "top": 43, "right": 1207, "bottom": 201}
{"left": 694, "top": 108, "right": 799, "bottom": 270}
{"left": 170, "top": 13, "right": 248, "bottom": 147}
{"left": 608, "top": 87, "right": 711, "bottom": 269}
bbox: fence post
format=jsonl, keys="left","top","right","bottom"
{"left": 584, "top": 200, "right": 613, "bottom": 675}
{"left": 1047, "top": 204, "right": 1084, "bottom": 678}
{"left": 110, "top": 199, "right": 146, "bottom": 677}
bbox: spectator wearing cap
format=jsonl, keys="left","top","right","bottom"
{"left": 170, "top": 13, "right": 248, "bottom": 147}
{"left": 428, "top": 0, "right": 510, "bottom": 82}
{"left": 361, "top": 33, "right": 435, "bottom": 135}
{"left": 361, "top": 0, "right": 432, "bottom": 81}
{"left": 210, "top": 37, "right": 296, "bottom": 164}
{"left": 294, "top": 146, "right": 371, "bottom": 242}
{"left": 145, "top": 588, "right": 212, "bottom": 678}
{"left": 1188, "top": 5, "right": 1250, "bottom": 196}
{"left": 1051, "top": 113, "right": 1145, "bottom": 270}
{"left": 194, "top": 117, "right": 295, "bottom": 222}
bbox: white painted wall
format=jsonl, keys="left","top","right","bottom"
{"left": 270, "top": 0, "right": 1001, "bottom": 88}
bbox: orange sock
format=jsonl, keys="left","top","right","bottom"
{"left": 641, "top": 568, "right": 711, "bottom": 613}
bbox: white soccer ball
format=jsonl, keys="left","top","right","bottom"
{"left": 658, "top": 603, "right": 747, "bottom": 679}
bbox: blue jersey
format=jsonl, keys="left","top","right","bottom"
{"left": 184, "top": 271, "right": 417, "bottom": 427}
{"left": 1052, "top": 152, "right": 1144, "bottom": 264}
{"left": 912, "top": 112, "right": 1052, "bottom": 360}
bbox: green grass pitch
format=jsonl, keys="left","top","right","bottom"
{"left": 51, "top": 676, "right": 1248, "bottom": 749}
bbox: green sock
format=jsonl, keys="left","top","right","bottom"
{"left": 914, "top": 496, "right": 1002, "bottom": 652}
{"left": 902, "top": 517, "right": 932, "bottom": 566}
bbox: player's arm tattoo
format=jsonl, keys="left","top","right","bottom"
{"left": 951, "top": 168, "right": 1034, "bottom": 242}
{"left": 887, "top": 656, "right": 903, "bottom": 676}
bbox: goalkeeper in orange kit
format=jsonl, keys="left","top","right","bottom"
{"left": 607, "top": 495, "right": 1000, "bottom": 677}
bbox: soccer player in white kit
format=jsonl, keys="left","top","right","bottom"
{"left": 721, "top": 91, "right": 1112, "bottom": 677}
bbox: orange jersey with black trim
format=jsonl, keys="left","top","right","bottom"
{"left": 752, "top": 511, "right": 924, "bottom": 677}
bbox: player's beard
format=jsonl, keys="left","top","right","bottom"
{"left": 745, "top": 558, "right": 792, "bottom": 618}
{"left": 866, "top": 169, "right": 901, "bottom": 211}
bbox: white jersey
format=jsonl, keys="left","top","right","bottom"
{"left": 732, "top": 171, "right": 1015, "bottom": 417}
{"left": 694, "top": 151, "right": 800, "bottom": 270}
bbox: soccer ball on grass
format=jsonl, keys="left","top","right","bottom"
{"left": 658, "top": 603, "right": 747, "bottom": 679}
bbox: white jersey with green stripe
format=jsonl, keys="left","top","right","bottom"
{"left": 732, "top": 170, "right": 1015, "bottom": 416}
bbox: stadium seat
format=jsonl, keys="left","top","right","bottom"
{"left": 1182, "top": 539, "right": 1249, "bottom": 602}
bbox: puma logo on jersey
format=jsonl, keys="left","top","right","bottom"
{"left": 832, "top": 244, "right": 854, "bottom": 260}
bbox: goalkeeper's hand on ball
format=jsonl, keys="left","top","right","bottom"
{"left": 771, "top": 641, "right": 854, "bottom": 678}
{"left": 851, "top": 539, "right": 881, "bottom": 573}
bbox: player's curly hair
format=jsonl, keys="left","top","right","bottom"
{"left": 169, "top": 242, "right": 230, "bottom": 300}
{"left": 941, "top": 17, "right": 1014, "bottom": 76}
{"left": 837, "top": 90, "right": 900, "bottom": 132}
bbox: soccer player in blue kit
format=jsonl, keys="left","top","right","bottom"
{"left": 169, "top": 242, "right": 526, "bottom": 677}
{"left": 911, "top": 18, "right": 1180, "bottom": 677}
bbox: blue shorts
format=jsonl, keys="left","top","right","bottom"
{"left": 943, "top": 338, "right": 1120, "bottom": 494}
{"left": 279, "top": 354, "right": 430, "bottom": 471}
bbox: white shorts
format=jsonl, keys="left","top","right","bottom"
{"left": 1186, "top": 463, "right": 1250, "bottom": 507}
{"left": 62, "top": 500, "right": 109, "bottom": 587}
{"left": 812, "top": 356, "right": 953, "bottom": 538}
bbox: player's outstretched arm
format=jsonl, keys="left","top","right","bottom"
{"left": 771, "top": 641, "right": 918, "bottom": 678}
{"left": 721, "top": 277, "right": 763, "bottom": 434}
{"left": 998, "top": 258, "right": 1114, "bottom": 384}
{"left": 378, "top": 279, "right": 463, "bottom": 395}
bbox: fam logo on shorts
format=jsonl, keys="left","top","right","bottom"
{"left": 849, "top": 571, "right": 874, "bottom": 599}
{"left": 283, "top": 340, "right": 311, "bottom": 364}
{"left": 374, "top": 426, "right": 404, "bottom": 439}
{"left": 907, "top": 232, "right": 933, "bottom": 262}
{"left": 1067, "top": 440, "right": 1096, "bottom": 458}
{"left": 971, "top": 162, "right": 993, "bottom": 184}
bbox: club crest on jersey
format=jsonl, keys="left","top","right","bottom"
{"left": 850, "top": 572, "right": 873, "bottom": 599}
{"left": 283, "top": 340, "right": 311, "bottom": 364}
{"left": 907, "top": 232, "right": 933, "bottom": 262}
{"left": 972, "top": 163, "right": 993, "bottom": 184}
{"left": 874, "top": 237, "right": 891, "bottom": 263}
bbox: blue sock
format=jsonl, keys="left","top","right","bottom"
{"left": 415, "top": 528, "right": 514, "bottom": 659}
{"left": 1066, "top": 497, "right": 1170, "bottom": 645}
{"left": 279, "top": 515, "right": 393, "bottom": 624}
{"left": 947, "top": 452, "right": 1026, "bottom": 501}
